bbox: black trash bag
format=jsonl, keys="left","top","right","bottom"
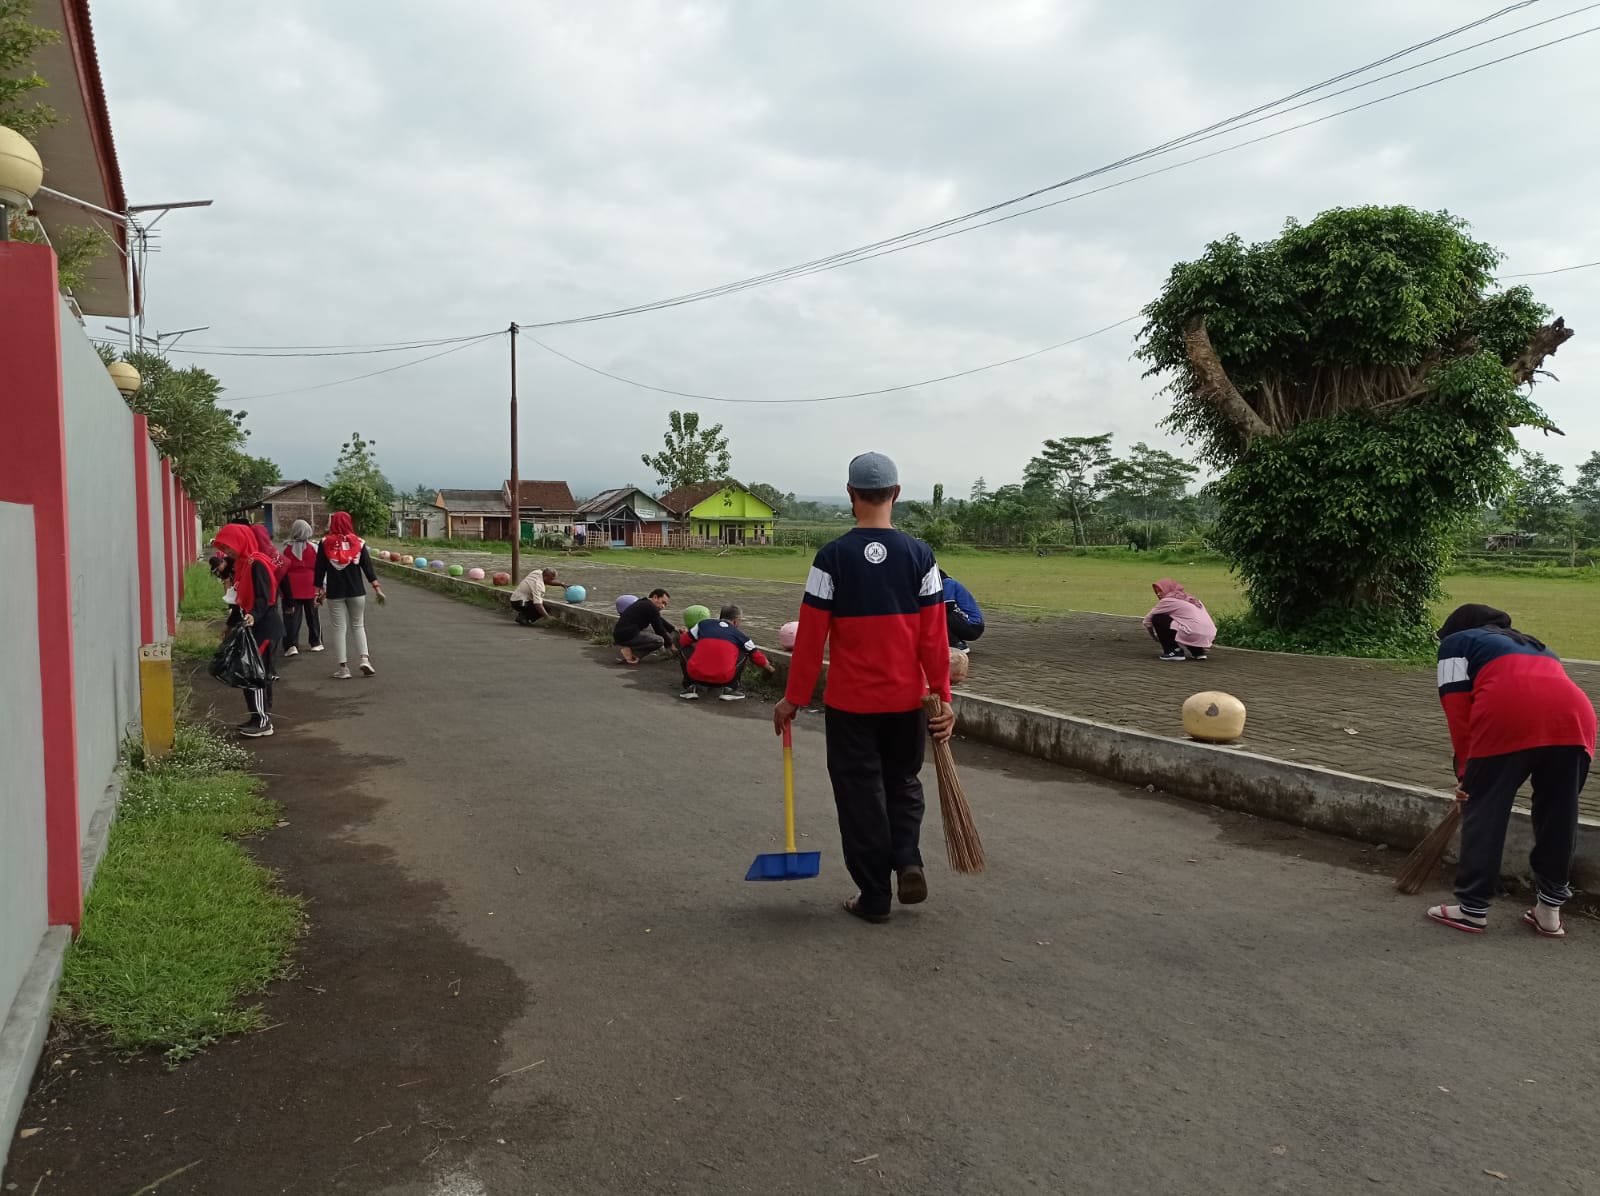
{"left": 210, "top": 624, "right": 268, "bottom": 689}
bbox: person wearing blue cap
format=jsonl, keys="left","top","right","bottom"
{"left": 775, "top": 451, "right": 955, "bottom": 923}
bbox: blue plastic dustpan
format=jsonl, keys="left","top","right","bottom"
{"left": 745, "top": 725, "right": 820, "bottom": 882}
{"left": 746, "top": 850, "right": 821, "bottom": 881}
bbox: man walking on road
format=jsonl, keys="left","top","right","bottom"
{"left": 775, "top": 452, "right": 954, "bottom": 923}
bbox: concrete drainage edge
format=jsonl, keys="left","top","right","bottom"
{"left": 376, "top": 560, "right": 1596, "bottom": 889}
{"left": 0, "top": 926, "right": 69, "bottom": 1177}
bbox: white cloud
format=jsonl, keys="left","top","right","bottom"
{"left": 91, "top": 0, "right": 1600, "bottom": 497}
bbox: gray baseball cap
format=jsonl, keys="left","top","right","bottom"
{"left": 847, "top": 451, "right": 899, "bottom": 489}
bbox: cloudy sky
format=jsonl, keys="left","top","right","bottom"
{"left": 90, "top": 0, "right": 1599, "bottom": 500}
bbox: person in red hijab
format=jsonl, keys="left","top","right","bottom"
{"left": 212, "top": 523, "right": 285, "bottom": 737}
{"left": 314, "top": 511, "right": 383, "bottom": 679}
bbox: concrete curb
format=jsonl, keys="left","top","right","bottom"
{"left": 374, "top": 561, "right": 1596, "bottom": 886}
{"left": 0, "top": 926, "right": 68, "bottom": 1177}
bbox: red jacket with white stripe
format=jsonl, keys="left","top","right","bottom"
{"left": 1437, "top": 627, "right": 1596, "bottom": 776}
{"left": 784, "top": 527, "right": 951, "bottom": 714}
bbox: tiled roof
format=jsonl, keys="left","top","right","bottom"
{"left": 437, "top": 489, "right": 509, "bottom": 515}
{"left": 657, "top": 479, "right": 747, "bottom": 516}
{"left": 576, "top": 485, "right": 644, "bottom": 517}
{"left": 504, "top": 480, "right": 577, "bottom": 511}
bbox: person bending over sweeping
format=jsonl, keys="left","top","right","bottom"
{"left": 615, "top": 589, "right": 676, "bottom": 665}
{"left": 941, "top": 570, "right": 985, "bottom": 651}
{"left": 510, "top": 567, "right": 561, "bottom": 626}
{"left": 774, "top": 452, "right": 955, "bottom": 924}
{"left": 1429, "top": 603, "right": 1596, "bottom": 937}
{"left": 680, "top": 604, "right": 777, "bottom": 702}
{"left": 1142, "top": 578, "right": 1216, "bottom": 661}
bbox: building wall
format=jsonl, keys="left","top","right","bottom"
{"left": 0, "top": 501, "right": 47, "bottom": 1048}
{"left": 146, "top": 441, "right": 167, "bottom": 635}
{"left": 686, "top": 488, "right": 775, "bottom": 522}
{"left": 264, "top": 482, "right": 327, "bottom": 536}
{"left": 61, "top": 303, "right": 143, "bottom": 831}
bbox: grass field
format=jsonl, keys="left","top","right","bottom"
{"left": 612, "top": 548, "right": 1600, "bottom": 660}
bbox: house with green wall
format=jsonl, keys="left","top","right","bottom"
{"left": 658, "top": 480, "right": 776, "bottom": 545}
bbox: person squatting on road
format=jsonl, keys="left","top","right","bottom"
{"left": 941, "top": 570, "right": 984, "bottom": 651}
{"left": 279, "top": 518, "right": 322, "bottom": 656}
{"left": 1142, "top": 578, "right": 1216, "bottom": 662}
{"left": 614, "top": 589, "right": 676, "bottom": 665}
{"left": 510, "top": 567, "right": 561, "bottom": 625}
{"left": 212, "top": 524, "right": 284, "bottom": 738}
{"left": 775, "top": 451, "right": 955, "bottom": 924}
{"left": 1428, "top": 603, "right": 1596, "bottom": 937}
{"left": 315, "top": 511, "right": 383, "bottom": 680}
{"left": 679, "top": 604, "right": 777, "bottom": 702}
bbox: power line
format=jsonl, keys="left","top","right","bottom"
{"left": 227, "top": 333, "right": 503, "bottom": 401}
{"left": 518, "top": 1, "right": 1569, "bottom": 327}
{"left": 1501, "top": 259, "right": 1600, "bottom": 279}
{"left": 167, "top": 333, "right": 498, "bottom": 358}
{"left": 522, "top": 316, "right": 1139, "bottom": 406}
{"left": 737, "top": 22, "right": 1600, "bottom": 290}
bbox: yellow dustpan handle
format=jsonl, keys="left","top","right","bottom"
{"left": 782, "top": 723, "right": 797, "bottom": 854}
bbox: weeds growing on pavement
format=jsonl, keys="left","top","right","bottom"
{"left": 178, "top": 561, "right": 224, "bottom": 621}
{"left": 58, "top": 722, "right": 301, "bottom": 1064}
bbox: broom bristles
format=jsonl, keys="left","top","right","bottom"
{"left": 924, "top": 695, "right": 985, "bottom": 874}
{"left": 1395, "top": 802, "right": 1461, "bottom": 895}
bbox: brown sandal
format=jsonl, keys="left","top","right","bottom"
{"left": 843, "top": 895, "right": 890, "bottom": 924}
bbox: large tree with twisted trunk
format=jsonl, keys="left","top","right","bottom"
{"left": 1137, "top": 205, "right": 1574, "bottom": 654}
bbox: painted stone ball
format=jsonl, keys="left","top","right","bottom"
{"left": 616, "top": 594, "right": 638, "bottom": 615}
{"left": 467, "top": 567, "right": 486, "bottom": 580}
{"left": 779, "top": 621, "right": 800, "bottom": 651}
{"left": 565, "top": 585, "right": 587, "bottom": 603}
{"left": 682, "top": 604, "right": 711, "bottom": 630}
{"left": 1182, "top": 690, "right": 1246, "bottom": 744}
{"left": 491, "top": 571, "right": 511, "bottom": 586}
{"left": 413, "top": 557, "right": 428, "bottom": 568}
{"left": 949, "top": 648, "right": 970, "bottom": 685}
{"left": 431, "top": 560, "right": 448, "bottom": 571}
{"left": 448, "top": 564, "right": 464, "bottom": 577}
{"left": 401, "top": 555, "right": 414, "bottom": 565}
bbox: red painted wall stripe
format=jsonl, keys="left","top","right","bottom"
{"left": 132, "top": 415, "right": 154, "bottom": 644}
{"left": 160, "top": 460, "right": 176, "bottom": 635}
{"left": 0, "top": 244, "right": 83, "bottom": 929}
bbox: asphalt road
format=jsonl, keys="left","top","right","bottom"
{"left": 186, "top": 584, "right": 1600, "bottom": 1192}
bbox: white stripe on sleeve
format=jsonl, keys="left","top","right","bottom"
{"left": 919, "top": 563, "right": 942, "bottom": 598}
{"left": 1437, "top": 657, "right": 1469, "bottom": 687}
{"left": 805, "top": 566, "right": 835, "bottom": 600}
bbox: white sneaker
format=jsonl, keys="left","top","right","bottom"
{"left": 309, "top": 644, "right": 325, "bottom": 653}
{"left": 333, "top": 664, "right": 352, "bottom": 679}
{"left": 359, "top": 658, "right": 376, "bottom": 676}
{"left": 284, "top": 645, "right": 299, "bottom": 658}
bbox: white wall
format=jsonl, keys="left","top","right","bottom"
{"left": 0, "top": 502, "right": 47, "bottom": 1033}
{"left": 60, "top": 303, "right": 142, "bottom": 828}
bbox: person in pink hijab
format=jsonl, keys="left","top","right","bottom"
{"left": 1142, "top": 579, "right": 1217, "bottom": 661}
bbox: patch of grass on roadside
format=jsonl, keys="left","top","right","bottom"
{"left": 57, "top": 724, "right": 302, "bottom": 1064}
{"left": 178, "top": 560, "right": 223, "bottom": 621}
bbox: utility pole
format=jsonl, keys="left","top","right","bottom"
{"left": 509, "top": 322, "right": 520, "bottom": 585}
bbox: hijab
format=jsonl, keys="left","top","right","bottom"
{"left": 213, "top": 524, "right": 271, "bottom": 613}
{"left": 285, "top": 518, "right": 314, "bottom": 560}
{"left": 323, "top": 511, "right": 365, "bottom": 568}
{"left": 1436, "top": 603, "right": 1546, "bottom": 652}
{"left": 1152, "top": 579, "right": 1203, "bottom": 608}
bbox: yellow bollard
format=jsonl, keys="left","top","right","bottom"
{"left": 139, "top": 641, "right": 175, "bottom": 761}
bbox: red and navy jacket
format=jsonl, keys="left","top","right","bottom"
{"left": 785, "top": 527, "right": 952, "bottom": 714}
{"left": 1437, "top": 628, "right": 1596, "bottom": 775}
{"left": 685, "top": 619, "right": 770, "bottom": 683}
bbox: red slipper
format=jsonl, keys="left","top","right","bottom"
{"left": 1522, "top": 908, "right": 1567, "bottom": 938}
{"left": 1426, "top": 904, "right": 1486, "bottom": 934}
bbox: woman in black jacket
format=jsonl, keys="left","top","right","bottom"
{"left": 212, "top": 524, "right": 285, "bottom": 737}
{"left": 313, "top": 511, "right": 384, "bottom": 679}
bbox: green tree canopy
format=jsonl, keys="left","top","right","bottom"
{"left": 1499, "top": 451, "right": 1568, "bottom": 536}
{"left": 323, "top": 480, "right": 390, "bottom": 536}
{"left": 642, "top": 410, "right": 732, "bottom": 492}
{"left": 328, "top": 433, "right": 395, "bottom": 503}
{"left": 0, "top": 0, "right": 58, "bottom": 138}
{"left": 1024, "top": 434, "right": 1113, "bottom": 545}
{"left": 747, "top": 482, "right": 791, "bottom": 515}
{"left": 1137, "top": 205, "right": 1573, "bottom": 652}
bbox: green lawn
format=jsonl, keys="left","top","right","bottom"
{"left": 614, "top": 548, "right": 1600, "bottom": 660}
